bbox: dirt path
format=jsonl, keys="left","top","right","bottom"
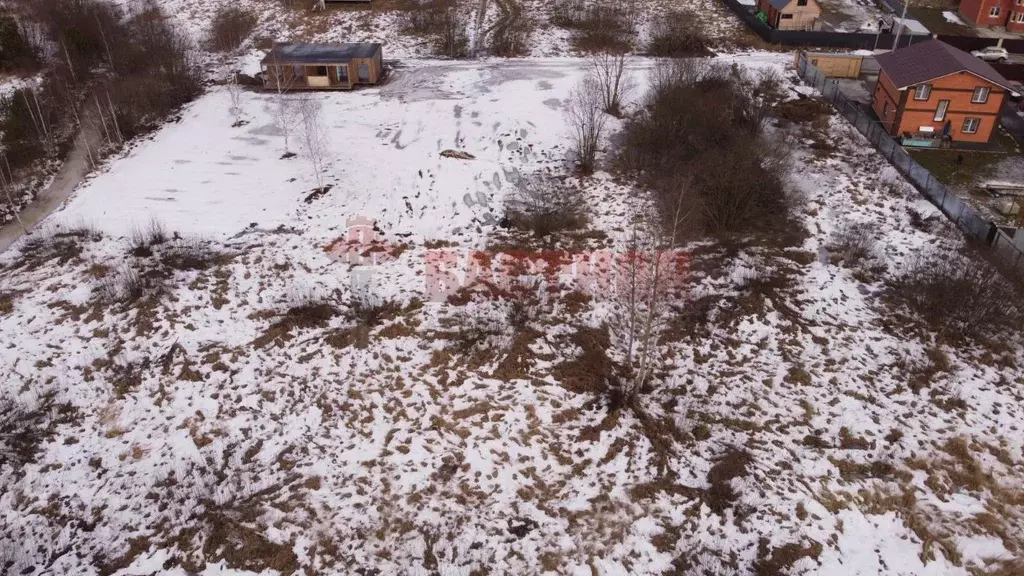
{"left": 0, "top": 134, "right": 91, "bottom": 253}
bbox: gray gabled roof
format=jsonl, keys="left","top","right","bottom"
{"left": 768, "top": 0, "right": 793, "bottom": 9}
{"left": 874, "top": 39, "right": 1013, "bottom": 91}
{"left": 261, "top": 43, "right": 381, "bottom": 65}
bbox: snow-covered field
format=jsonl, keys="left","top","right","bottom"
{"left": 2, "top": 55, "right": 1024, "bottom": 576}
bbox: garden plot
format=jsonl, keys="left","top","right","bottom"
{"left": 2, "top": 55, "right": 1024, "bottom": 576}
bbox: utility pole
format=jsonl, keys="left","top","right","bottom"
{"left": 892, "top": 0, "right": 909, "bottom": 52}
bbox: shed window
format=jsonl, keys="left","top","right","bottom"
{"left": 1016, "top": 11, "right": 1024, "bottom": 21}
{"left": 338, "top": 65, "right": 349, "bottom": 80}
{"left": 913, "top": 84, "right": 931, "bottom": 100}
{"left": 962, "top": 117, "right": 981, "bottom": 134}
{"left": 781, "top": 13, "right": 794, "bottom": 18}
{"left": 313, "top": 66, "right": 328, "bottom": 76}
{"left": 990, "top": 5, "right": 1001, "bottom": 16}
{"left": 971, "top": 86, "right": 990, "bottom": 103}
{"left": 797, "top": 0, "right": 808, "bottom": 5}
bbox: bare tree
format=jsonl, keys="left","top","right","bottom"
{"left": 565, "top": 75, "right": 606, "bottom": 174}
{"left": 590, "top": 52, "right": 633, "bottom": 116}
{"left": 297, "top": 96, "right": 329, "bottom": 190}
{"left": 267, "top": 49, "right": 299, "bottom": 154}
{"left": 226, "top": 72, "right": 243, "bottom": 126}
{"left": 0, "top": 153, "right": 27, "bottom": 234}
{"left": 610, "top": 184, "right": 689, "bottom": 405}
{"left": 436, "top": 7, "right": 469, "bottom": 58}
{"left": 504, "top": 173, "right": 587, "bottom": 237}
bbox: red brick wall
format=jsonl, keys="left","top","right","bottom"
{"left": 872, "top": 72, "right": 902, "bottom": 135}
{"left": 895, "top": 72, "right": 1005, "bottom": 143}
{"left": 961, "top": 0, "right": 1012, "bottom": 26}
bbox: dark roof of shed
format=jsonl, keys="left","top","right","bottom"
{"left": 261, "top": 43, "right": 381, "bottom": 64}
{"left": 874, "top": 39, "right": 1013, "bottom": 91}
{"left": 768, "top": 0, "right": 793, "bottom": 10}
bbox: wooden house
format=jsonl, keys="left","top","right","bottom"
{"left": 872, "top": 40, "right": 1014, "bottom": 145}
{"left": 261, "top": 43, "right": 383, "bottom": 91}
{"left": 755, "top": 0, "right": 821, "bottom": 30}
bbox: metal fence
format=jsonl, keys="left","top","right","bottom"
{"left": 794, "top": 53, "right": 1024, "bottom": 274}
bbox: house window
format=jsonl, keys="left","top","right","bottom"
{"left": 990, "top": 5, "right": 1001, "bottom": 16}
{"left": 962, "top": 117, "right": 981, "bottom": 134}
{"left": 914, "top": 84, "right": 932, "bottom": 100}
{"left": 1016, "top": 11, "right": 1024, "bottom": 21}
{"left": 934, "top": 99, "right": 949, "bottom": 121}
{"left": 797, "top": 0, "right": 808, "bottom": 5}
{"left": 338, "top": 65, "right": 349, "bottom": 81}
{"left": 972, "top": 86, "right": 991, "bottom": 103}
{"left": 313, "top": 66, "right": 328, "bottom": 76}
{"left": 781, "top": 13, "right": 794, "bottom": 18}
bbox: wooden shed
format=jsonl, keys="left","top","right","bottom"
{"left": 794, "top": 52, "right": 864, "bottom": 79}
{"left": 261, "top": 43, "right": 383, "bottom": 91}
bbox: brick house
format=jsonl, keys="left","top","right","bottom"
{"left": 755, "top": 0, "right": 822, "bottom": 30}
{"left": 960, "top": 0, "right": 1024, "bottom": 32}
{"left": 872, "top": 40, "right": 1014, "bottom": 144}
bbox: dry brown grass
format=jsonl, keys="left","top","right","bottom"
{"left": 253, "top": 301, "right": 338, "bottom": 349}
{"left": 704, "top": 448, "right": 751, "bottom": 514}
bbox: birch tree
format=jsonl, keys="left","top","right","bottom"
{"left": 297, "top": 96, "right": 329, "bottom": 190}
{"left": 610, "top": 184, "right": 689, "bottom": 405}
{"left": 268, "top": 50, "right": 299, "bottom": 155}
{"left": 0, "top": 153, "right": 27, "bottom": 234}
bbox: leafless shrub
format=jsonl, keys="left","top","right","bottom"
{"left": 159, "top": 236, "right": 221, "bottom": 271}
{"left": 565, "top": 75, "right": 607, "bottom": 174}
{"left": 14, "top": 222, "right": 100, "bottom": 269}
{"left": 888, "top": 252, "right": 1024, "bottom": 340}
{"left": 619, "top": 59, "right": 793, "bottom": 238}
{"left": 442, "top": 308, "right": 507, "bottom": 354}
{"left": 101, "top": 267, "right": 155, "bottom": 304}
{"left": 590, "top": 53, "right": 633, "bottom": 116}
{"left": 551, "top": 0, "right": 637, "bottom": 52}
{"left": 208, "top": 6, "right": 258, "bottom": 53}
{"left": 827, "top": 221, "right": 880, "bottom": 270}
{"left": 129, "top": 219, "right": 168, "bottom": 256}
{"left": 489, "top": 9, "right": 532, "bottom": 57}
{"left": 504, "top": 174, "right": 587, "bottom": 236}
{"left": 645, "top": 10, "right": 711, "bottom": 57}
{"left": 0, "top": 391, "right": 78, "bottom": 476}
{"left": 347, "top": 293, "right": 402, "bottom": 327}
